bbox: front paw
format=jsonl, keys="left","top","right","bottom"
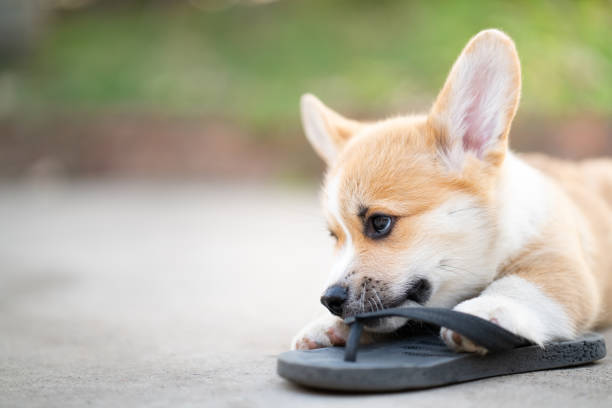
{"left": 440, "top": 276, "right": 577, "bottom": 354}
{"left": 291, "top": 315, "right": 350, "bottom": 350}
{"left": 441, "top": 326, "right": 492, "bottom": 354}
{"left": 440, "top": 297, "right": 518, "bottom": 354}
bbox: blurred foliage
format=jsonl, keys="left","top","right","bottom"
{"left": 6, "top": 0, "right": 612, "bottom": 131}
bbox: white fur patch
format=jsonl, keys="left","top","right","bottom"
{"left": 453, "top": 275, "right": 575, "bottom": 346}
{"left": 325, "top": 171, "right": 355, "bottom": 286}
{"left": 397, "top": 194, "right": 497, "bottom": 309}
{"left": 494, "top": 152, "right": 551, "bottom": 264}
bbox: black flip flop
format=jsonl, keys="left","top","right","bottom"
{"left": 278, "top": 307, "right": 606, "bottom": 391}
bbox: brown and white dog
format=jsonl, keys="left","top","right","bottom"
{"left": 291, "top": 29, "right": 612, "bottom": 353}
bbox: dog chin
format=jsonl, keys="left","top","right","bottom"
{"left": 363, "top": 299, "right": 422, "bottom": 333}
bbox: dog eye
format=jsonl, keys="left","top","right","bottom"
{"left": 365, "top": 214, "right": 395, "bottom": 239}
{"left": 329, "top": 230, "right": 338, "bottom": 240}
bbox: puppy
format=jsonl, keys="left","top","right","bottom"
{"left": 291, "top": 29, "right": 612, "bottom": 353}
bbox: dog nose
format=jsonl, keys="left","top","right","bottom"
{"left": 320, "top": 285, "right": 348, "bottom": 316}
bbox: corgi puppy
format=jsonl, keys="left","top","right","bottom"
{"left": 291, "top": 29, "right": 612, "bottom": 353}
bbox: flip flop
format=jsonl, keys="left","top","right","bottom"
{"left": 278, "top": 307, "right": 606, "bottom": 391}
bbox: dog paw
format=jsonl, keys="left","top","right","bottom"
{"left": 291, "top": 315, "right": 350, "bottom": 350}
{"left": 440, "top": 297, "right": 517, "bottom": 354}
{"left": 441, "top": 324, "right": 493, "bottom": 354}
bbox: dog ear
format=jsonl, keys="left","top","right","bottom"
{"left": 300, "top": 94, "right": 364, "bottom": 164}
{"left": 430, "top": 29, "right": 521, "bottom": 169}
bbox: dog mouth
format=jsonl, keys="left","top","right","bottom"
{"left": 378, "top": 277, "right": 432, "bottom": 309}
{"left": 343, "top": 278, "right": 433, "bottom": 331}
{"left": 402, "top": 278, "right": 432, "bottom": 305}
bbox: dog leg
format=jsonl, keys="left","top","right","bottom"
{"left": 441, "top": 274, "right": 585, "bottom": 354}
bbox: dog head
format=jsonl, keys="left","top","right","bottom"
{"left": 301, "top": 30, "right": 522, "bottom": 331}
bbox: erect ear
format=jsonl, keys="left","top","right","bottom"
{"left": 430, "top": 29, "right": 521, "bottom": 169}
{"left": 300, "top": 94, "right": 364, "bottom": 164}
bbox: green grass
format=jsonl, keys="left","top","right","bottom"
{"left": 11, "top": 0, "right": 612, "bottom": 131}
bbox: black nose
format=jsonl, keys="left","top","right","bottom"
{"left": 320, "top": 285, "right": 348, "bottom": 316}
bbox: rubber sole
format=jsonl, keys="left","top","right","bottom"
{"left": 277, "top": 332, "right": 606, "bottom": 391}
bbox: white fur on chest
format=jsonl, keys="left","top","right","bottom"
{"left": 493, "top": 152, "right": 552, "bottom": 268}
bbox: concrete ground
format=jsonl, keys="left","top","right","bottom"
{"left": 1, "top": 181, "right": 611, "bottom": 408}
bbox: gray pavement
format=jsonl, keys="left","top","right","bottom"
{"left": 1, "top": 181, "right": 611, "bottom": 407}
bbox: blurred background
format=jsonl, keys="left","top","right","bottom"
{"left": 2, "top": 1, "right": 612, "bottom": 406}
{"left": 1, "top": 0, "right": 612, "bottom": 181}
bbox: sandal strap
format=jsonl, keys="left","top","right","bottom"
{"left": 343, "top": 307, "right": 531, "bottom": 362}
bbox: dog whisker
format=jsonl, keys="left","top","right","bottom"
{"left": 438, "top": 260, "right": 479, "bottom": 277}
{"left": 438, "top": 265, "right": 467, "bottom": 277}
{"left": 373, "top": 288, "right": 384, "bottom": 311}
{"left": 447, "top": 206, "right": 482, "bottom": 215}
{"left": 360, "top": 281, "right": 367, "bottom": 313}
